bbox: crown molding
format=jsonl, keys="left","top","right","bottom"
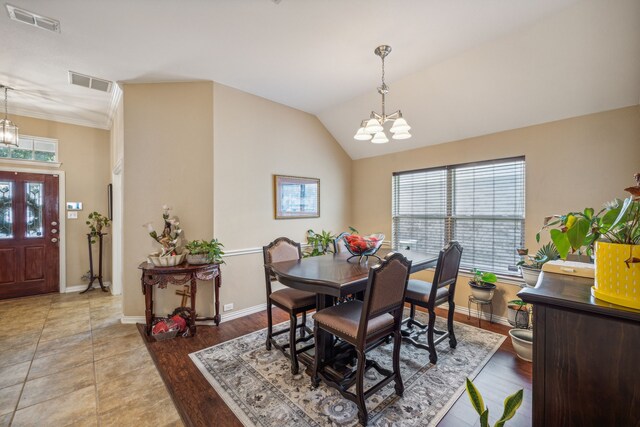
{"left": 10, "top": 106, "right": 110, "bottom": 130}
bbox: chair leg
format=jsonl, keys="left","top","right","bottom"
{"left": 393, "top": 330, "right": 404, "bottom": 396}
{"left": 355, "top": 349, "right": 368, "bottom": 426}
{"left": 408, "top": 303, "right": 416, "bottom": 328}
{"left": 427, "top": 308, "right": 437, "bottom": 364}
{"left": 289, "top": 313, "right": 299, "bottom": 375}
{"left": 448, "top": 300, "right": 457, "bottom": 348}
{"left": 266, "top": 302, "right": 273, "bottom": 351}
{"left": 300, "top": 311, "right": 307, "bottom": 338}
{"left": 311, "top": 322, "right": 320, "bottom": 387}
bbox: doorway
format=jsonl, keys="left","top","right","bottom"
{"left": 0, "top": 171, "right": 60, "bottom": 298}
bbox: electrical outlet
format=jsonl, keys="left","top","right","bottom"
{"left": 223, "top": 303, "right": 234, "bottom": 312}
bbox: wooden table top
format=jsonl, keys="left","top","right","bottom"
{"left": 138, "top": 261, "right": 219, "bottom": 275}
{"left": 269, "top": 248, "right": 438, "bottom": 297}
{"left": 518, "top": 271, "right": 640, "bottom": 322}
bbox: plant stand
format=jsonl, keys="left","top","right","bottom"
{"left": 81, "top": 232, "right": 109, "bottom": 294}
{"left": 467, "top": 295, "right": 493, "bottom": 327}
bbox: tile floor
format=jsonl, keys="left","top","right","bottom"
{"left": 0, "top": 290, "right": 182, "bottom": 427}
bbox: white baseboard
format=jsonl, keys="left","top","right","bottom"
{"left": 220, "top": 303, "right": 267, "bottom": 323}
{"left": 65, "top": 281, "right": 112, "bottom": 294}
{"left": 453, "top": 305, "right": 511, "bottom": 327}
{"left": 120, "top": 303, "right": 269, "bottom": 326}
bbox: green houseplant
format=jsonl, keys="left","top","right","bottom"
{"left": 468, "top": 269, "right": 497, "bottom": 301}
{"left": 86, "top": 211, "right": 110, "bottom": 243}
{"left": 537, "top": 173, "right": 640, "bottom": 309}
{"left": 516, "top": 243, "right": 560, "bottom": 287}
{"left": 184, "top": 239, "right": 225, "bottom": 265}
{"left": 465, "top": 378, "right": 523, "bottom": 427}
{"left": 304, "top": 229, "right": 335, "bottom": 258}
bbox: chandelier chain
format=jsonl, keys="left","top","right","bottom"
{"left": 3, "top": 87, "right": 7, "bottom": 118}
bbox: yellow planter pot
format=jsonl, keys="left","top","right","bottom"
{"left": 592, "top": 241, "right": 640, "bottom": 309}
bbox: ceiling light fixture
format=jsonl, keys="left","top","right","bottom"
{"left": 0, "top": 85, "right": 18, "bottom": 147}
{"left": 354, "top": 45, "right": 411, "bottom": 144}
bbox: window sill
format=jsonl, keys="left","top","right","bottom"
{"left": 0, "top": 158, "right": 61, "bottom": 168}
{"left": 418, "top": 268, "right": 526, "bottom": 288}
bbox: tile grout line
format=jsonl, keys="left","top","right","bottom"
{"left": 7, "top": 295, "right": 54, "bottom": 427}
{"left": 90, "top": 298, "right": 102, "bottom": 427}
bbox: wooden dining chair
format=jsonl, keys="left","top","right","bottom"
{"left": 311, "top": 252, "right": 412, "bottom": 426}
{"left": 332, "top": 231, "right": 349, "bottom": 254}
{"left": 402, "top": 241, "right": 463, "bottom": 364}
{"left": 263, "top": 237, "right": 316, "bottom": 374}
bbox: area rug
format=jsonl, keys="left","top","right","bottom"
{"left": 189, "top": 312, "right": 505, "bottom": 427}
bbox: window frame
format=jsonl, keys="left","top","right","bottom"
{"left": 0, "top": 135, "right": 60, "bottom": 167}
{"left": 392, "top": 155, "right": 526, "bottom": 277}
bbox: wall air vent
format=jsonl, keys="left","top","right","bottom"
{"left": 6, "top": 4, "right": 60, "bottom": 33}
{"left": 68, "top": 71, "right": 113, "bottom": 93}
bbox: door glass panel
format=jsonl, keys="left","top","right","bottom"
{"left": 0, "top": 182, "right": 12, "bottom": 238}
{"left": 25, "top": 182, "right": 44, "bottom": 238}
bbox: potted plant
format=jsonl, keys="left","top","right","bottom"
{"left": 537, "top": 173, "right": 640, "bottom": 309}
{"left": 304, "top": 229, "right": 336, "bottom": 258}
{"left": 516, "top": 243, "right": 559, "bottom": 287}
{"left": 465, "top": 378, "right": 523, "bottom": 426}
{"left": 468, "top": 269, "right": 497, "bottom": 301}
{"left": 86, "top": 211, "right": 110, "bottom": 243}
{"left": 184, "top": 239, "right": 225, "bottom": 265}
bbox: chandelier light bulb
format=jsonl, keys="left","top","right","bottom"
{"left": 353, "top": 127, "right": 372, "bottom": 141}
{"left": 390, "top": 118, "right": 411, "bottom": 134}
{"left": 364, "top": 118, "right": 383, "bottom": 134}
{"left": 392, "top": 131, "right": 411, "bottom": 140}
{"left": 371, "top": 132, "right": 389, "bottom": 144}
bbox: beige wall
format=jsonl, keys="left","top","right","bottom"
{"left": 212, "top": 83, "right": 352, "bottom": 313}
{"left": 0, "top": 114, "right": 111, "bottom": 289}
{"left": 352, "top": 106, "right": 640, "bottom": 318}
{"left": 122, "top": 82, "right": 214, "bottom": 317}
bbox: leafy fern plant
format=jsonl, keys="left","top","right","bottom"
{"left": 465, "top": 378, "right": 523, "bottom": 427}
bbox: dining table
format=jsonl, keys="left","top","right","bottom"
{"left": 268, "top": 247, "right": 439, "bottom": 379}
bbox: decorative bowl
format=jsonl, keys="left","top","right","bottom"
{"left": 468, "top": 281, "right": 497, "bottom": 301}
{"left": 186, "top": 253, "right": 210, "bottom": 265}
{"left": 509, "top": 328, "right": 533, "bottom": 362}
{"left": 341, "top": 233, "right": 385, "bottom": 263}
{"left": 148, "top": 252, "right": 186, "bottom": 267}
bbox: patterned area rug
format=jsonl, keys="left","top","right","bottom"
{"left": 190, "top": 312, "right": 505, "bottom": 426}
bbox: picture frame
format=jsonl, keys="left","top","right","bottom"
{"left": 274, "top": 175, "right": 320, "bottom": 219}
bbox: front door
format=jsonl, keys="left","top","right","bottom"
{"left": 0, "top": 171, "right": 59, "bottom": 299}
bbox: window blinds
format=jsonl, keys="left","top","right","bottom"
{"left": 392, "top": 157, "right": 525, "bottom": 275}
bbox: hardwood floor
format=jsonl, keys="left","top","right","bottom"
{"left": 139, "top": 307, "right": 532, "bottom": 427}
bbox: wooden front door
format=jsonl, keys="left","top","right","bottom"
{"left": 0, "top": 171, "right": 60, "bottom": 299}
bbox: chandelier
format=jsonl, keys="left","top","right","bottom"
{"left": 0, "top": 85, "right": 18, "bottom": 147}
{"left": 354, "top": 45, "right": 411, "bottom": 144}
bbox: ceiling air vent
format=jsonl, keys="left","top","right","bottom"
{"left": 6, "top": 4, "right": 60, "bottom": 33}
{"left": 68, "top": 71, "right": 113, "bottom": 93}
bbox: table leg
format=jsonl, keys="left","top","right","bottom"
{"left": 144, "top": 282, "right": 153, "bottom": 335}
{"left": 190, "top": 277, "right": 197, "bottom": 335}
{"left": 314, "top": 293, "right": 335, "bottom": 367}
{"left": 214, "top": 272, "right": 221, "bottom": 326}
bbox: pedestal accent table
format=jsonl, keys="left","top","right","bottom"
{"left": 138, "top": 261, "right": 221, "bottom": 336}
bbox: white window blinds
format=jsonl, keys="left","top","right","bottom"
{"left": 392, "top": 157, "right": 525, "bottom": 275}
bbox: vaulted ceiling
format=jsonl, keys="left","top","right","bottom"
{"left": 1, "top": 0, "right": 638, "bottom": 159}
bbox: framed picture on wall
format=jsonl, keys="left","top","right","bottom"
{"left": 274, "top": 175, "right": 320, "bottom": 219}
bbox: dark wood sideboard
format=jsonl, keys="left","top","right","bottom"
{"left": 518, "top": 272, "right": 640, "bottom": 427}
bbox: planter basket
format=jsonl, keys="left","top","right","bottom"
{"left": 592, "top": 241, "right": 640, "bottom": 309}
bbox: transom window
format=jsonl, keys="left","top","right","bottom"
{"left": 0, "top": 136, "right": 58, "bottom": 163}
{"left": 392, "top": 157, "right": 525, "bottom": 276}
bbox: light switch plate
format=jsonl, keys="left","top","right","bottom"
{"left": 67, "top": 211, "right": 78, "bottom": 219}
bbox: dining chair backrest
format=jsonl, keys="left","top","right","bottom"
{"left": 263, "top": 237, "right": 302, "bottom": 283}
{"left": 333, "top": 232, "right": 349, "bottom": 254}
{"left": 358, "top": 252, "right": 412, "bottom": 341}
{"left": 431, "top": 241, "right": 463, "bottom": 296}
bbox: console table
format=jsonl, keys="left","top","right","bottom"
{"left": 518, "top": 272, "right": 640, "bottom": 426}
{"left": 138, "top": 262, "right": 222, "bottom": 336}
